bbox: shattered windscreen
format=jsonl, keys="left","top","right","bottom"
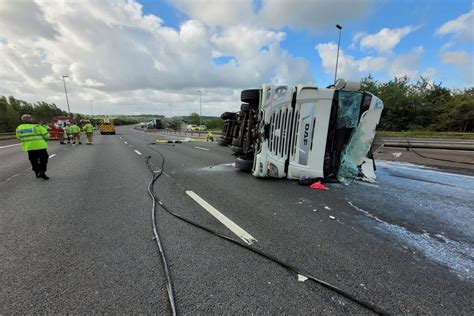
{"left": 336, "top": 91, "right": 362, "bottom": 129}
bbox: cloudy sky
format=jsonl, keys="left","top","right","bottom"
{"left": 0, "top": 0, "right": 472, "bottom": 116}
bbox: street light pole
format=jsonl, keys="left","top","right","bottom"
{"left": 197, "top": 90, "right": 202, "bottom": 126}
{"left": 334, "top": 24, "right": 342, "bottom": 84}
{"left": 90, "top": 100, "right": 93, "bottom": 117}
{"left": 62, "top": 75, "right": 71, "bottom": 115}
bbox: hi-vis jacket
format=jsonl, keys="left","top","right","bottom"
{"left": 16, "top": 123, "right": 49, "bottom": 152}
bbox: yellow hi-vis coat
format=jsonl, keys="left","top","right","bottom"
{"left": 16, "top": 123, "right": 49, "bottom": 152}
{"left": 69, "top": 124, "right": 81, "bottom": 134}
{"left": 83, "top": 123, "right": 94, "bottom": 133}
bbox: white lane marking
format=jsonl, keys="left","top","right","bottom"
{"left": 124, "top": 141, "right": 128, "bottom": 144}
{"left": 4, "top": 173, "right": 20, "bottom": 182}
{"left": 0, "top": 143, "right": 21, "bottom": 149}
{"left": 134, "top": 150, "right": 142, "bottom": 155}
{"left": 186, "top": 190, "right": 257, "bottom": 245}
{"left": 49, "top": 154, "right": 56, "bottom": 158}
{"left": 195, "top": 146, "right": 210, "bottom": 151}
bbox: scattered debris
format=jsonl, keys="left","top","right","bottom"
{"left": 310, "top": 181, "right": 329, "bottom": 190}
{"left": 324, "top": 206, "right": 332, "bottom": 210}
{"left": 297, "top": 274, "right": 308, "bottom": 282}
{"left": 392, "top": 152, "right": 402, "bottom": 158}
{"left": 313, "top": 209, "right": 317, "bottom": 212}
{"left": 329, "top": 216, "right": 336, "bottom": 220}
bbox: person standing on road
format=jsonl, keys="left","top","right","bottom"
{"left": 82, "top": 120, "right": 94, "bottom": 144}
{"left": 69, "top": 122, "right": 82, "bottom": 144}
{"left": 15, "top": 114, "right": 50, "bottom": 180}
{"left": 65, "top": 122, "right": 71, "bottom": 144}
{"left": 207, "top": 131, "right": 213, "bottom": 142}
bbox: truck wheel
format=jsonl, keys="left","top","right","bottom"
{"left": 241, "top": 89, "right": 260, "bottom": 103}
{"left": 221, "top": 112, "right": 237, "bottom": 120}
{"left": 232, "top": 138, "right": 241, "bottom": 147}
{"left": 235, "top": 157, "right": 253, "bottom": 173}
{"left": 230, "top": 145, "right": 243, "bottom": 154}
{"left": 240, "top": 103, "right": 250, "bottom": 112}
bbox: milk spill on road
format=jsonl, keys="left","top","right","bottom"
{"left": 348, "top": 160, "right": 474, "bottom": 280}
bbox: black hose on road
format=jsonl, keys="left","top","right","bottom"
{"left": 145, "top": 144, "right": 389, "bottom": 315}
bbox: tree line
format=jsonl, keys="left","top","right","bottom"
{"left": 361, "top": 76, "right": 473, "bottom": 132}
{"left": 1, "top": 77, "right": 473, "bottom": 133}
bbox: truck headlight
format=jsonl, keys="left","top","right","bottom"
{"left": 267, "top": 162, "right": 279, "bottom": 177}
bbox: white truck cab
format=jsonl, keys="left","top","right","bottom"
{"left": 247, "top": 80, "right": 384, "bottom": 183}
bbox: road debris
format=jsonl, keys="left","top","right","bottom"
{"left": 310, "top": 181, "right": 329, "bottom": 190}
{"left": 298, "top": 274, "right": 308, "bottom": 282}
{"left": 329, "top": 216, "right": 336, "bottom": 220}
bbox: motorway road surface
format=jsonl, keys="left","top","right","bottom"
{"left": 1, "top": 126, "right": 473, "bottom": 314}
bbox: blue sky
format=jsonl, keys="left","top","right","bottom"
{"left": 139, "top": 0, "right": 473, "bottom": 88}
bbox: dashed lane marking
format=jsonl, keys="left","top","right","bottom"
{"left": 0, "top": 143, "right": 21, "bottom": 149}
{"left": 134, "top": 150, "right": 142, "bottom": 155}
{"left": 185, "top": 190, "right": 257, "bottom": 245}
{"left": 195, "top": 146, "right": 210, "bottom": 151}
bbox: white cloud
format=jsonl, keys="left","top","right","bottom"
{"left": 170, "top": 0, "right": 374, "bottom": 31}
{"left": 0, "top": 0, "right": 313, "bottom": 116}
{"left": 440, "top": 50, "right": 474, "bottom": 84}
{"left": 358, "top": 26, "right": 417, "bottom": 53}
{"left": 257, "top": 0, "right": 373, "bottom": 31}
{"left": 388, "top": 46, "right": 424, "bottom": 78}
{"left": 436, "top": 9, "right": 474, "bottom": 41}
{"left": 315, "top": 42, "right": 387, "bottom": 81}
{"left": 171, "top": 0, "right": 256, "bottom": 27}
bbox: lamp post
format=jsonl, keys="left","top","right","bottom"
{"left": 334, "top": 24, "right": 342, "bottom": 84}
{"left": 62, "top": 75, "right": 71, "bottom": 115}
{"left": 90, "top": 100, "right": 93, "bottom": 117}
{"left": 197, "top": 90, "right": 202, "bottom": 126}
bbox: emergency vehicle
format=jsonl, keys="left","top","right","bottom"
{"left": 47, "top": 116, "right": 75, "bottom": 140}
{"left": 99, "top": 118, "right": 116, "bottom": 135}
{"left": 223, "top": 79, "right": 384, "bottom": 183}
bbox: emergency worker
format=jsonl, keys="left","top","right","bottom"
{"left": 58, "top": 124, "right": 65, "bottom": 144}
{"left": 82, "top": 120, "right": 94, "bottom": 144}
{"left": 15, "top": 114, "right": 50, "bottom": 180}
{"left": 65, "top": 122, "right": 71, "bottom": 143}
{"left": 207, "top": 131, "right": 213, "bottom": 141}
{"left": 69, "top": 122, "right": 81, "bottom": 144}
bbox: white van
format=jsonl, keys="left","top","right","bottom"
{"left": 225, "top": 79, "right": 384, "bottom": 184}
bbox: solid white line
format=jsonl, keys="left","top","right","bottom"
{"left": 49, "top": 154, "right": 56, "bottom": 158}
{"left": 186, "top": 190, "right": 257, "bottom": 245}
{"left": 0, "top": 143, "right": 20, "bottom": 149}
{"left": 134, "top": 150, "right": 142, "bottom": 155}
{"left": 195, "top": 146, "right": 210, "bottom": 151}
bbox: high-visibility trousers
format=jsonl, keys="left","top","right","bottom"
{"left": 86, "top": 132, "right": 93, "bottom": 143}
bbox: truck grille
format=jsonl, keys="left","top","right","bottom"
{"left": 268, "top": 106, "right": 295, "bottom": 159}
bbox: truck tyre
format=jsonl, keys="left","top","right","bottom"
{"left": 240, "top": 103, "right": 250, "bottom": 112}
{"left": 230, "top": 145, "right": 243, "bottom": 155}
{"left": 235, "top": 157, "right": 253, "bottom": 173}
{"left": 221, "top": 112, "right": 237, "bottom": 120}
{"left": 232, "top": 138, "right": 241, "bottom": 147}
{"left": 241, "top": 89, "right": 260, "bottom": 103}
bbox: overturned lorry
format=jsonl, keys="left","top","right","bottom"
{"left": 220, "top": 79, "right": 384, "bottom": 184}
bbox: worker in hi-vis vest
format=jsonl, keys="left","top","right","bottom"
{"left": 69, "top": 123, "right": 82, "bottom": 144}
{"left": 207, "top": 131, "right": 213, "bottom": 141}
{"left": 15, "top": 114, "right": 50, "bottom": 180}
{"left": 82, "top": 120, "right": 94, "bottom": 144}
